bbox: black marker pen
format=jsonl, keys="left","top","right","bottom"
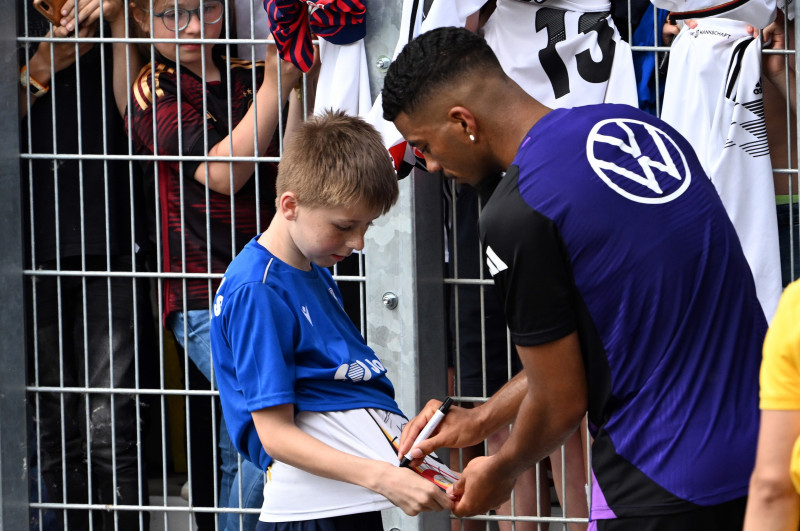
{"left": 399, "top": 397, "right": 454, "bottom": 468}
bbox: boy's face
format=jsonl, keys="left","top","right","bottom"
{"left": 136, "top": 0, "right": 223, "bottom": 72}
{"left": 288, "top": 201, "right": 382, "bottom": 270}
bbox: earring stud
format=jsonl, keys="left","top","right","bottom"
{"left": 468, "top": 134, "right": 476, "bottom": 142}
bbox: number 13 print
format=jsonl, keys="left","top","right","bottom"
{"left": 536, "top": 8, "right": 616, "bottom": 99}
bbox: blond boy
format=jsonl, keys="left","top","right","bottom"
{"left": 209, "top": 111, "right": 453, "bottom": 531}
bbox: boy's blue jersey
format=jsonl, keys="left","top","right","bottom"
{"left": 480, "top": 104, "right": 767, "bottom": 518}
{"left": 209, "top": 237, "right": 402, "bottom": 471}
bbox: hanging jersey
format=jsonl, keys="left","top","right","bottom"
{"left": 235, "top": 0, "right": 269, "bottom": 61}
{"left": 482, "top": 0, "right": 637, "bottom": 109}
{"left": 313, "top": 38, "right": 372, "bottom": 117}
{"left": 661, "top": 18, "right": 782, "bottom": 322}
{"left": 367, "top": 0, "right": 451, "bottom": 176}
{"left": 484, "top": 0, "right": 637, "bottom": 108}
{"left": 209, "top": 237, "right": 402, "bottom": 471}
{"left": 480, "top": 104, "right": 765, "bottom": 519}
{"left": 265, "top": 0, "right": 366, "bottom": 72}
{"left": 654, "top": 0, "right": 776, "bottom": 28}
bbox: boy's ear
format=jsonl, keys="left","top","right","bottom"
{"left": 278, "top": 192, "right": 299, "bottom": 220}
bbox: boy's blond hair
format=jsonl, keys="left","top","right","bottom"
{"left": 277, "top": 110, "right": 399, "bottom": 214}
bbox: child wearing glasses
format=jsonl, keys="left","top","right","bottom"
{"left": 125, "top": 0, "right": 305, "bottom": 529}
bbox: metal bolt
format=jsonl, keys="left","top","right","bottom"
{"left": 382, "top": 292, "right": 398, "bottom": 310}
{"left": 376, "top": 55, "right": 391, "bottom": 72}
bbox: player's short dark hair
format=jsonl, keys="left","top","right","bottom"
{"left": 382, "top": 26, "right": 504, "bottom": 121}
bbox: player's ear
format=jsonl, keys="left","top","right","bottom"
{"left": 279, "top": 192, "right": 299, "bottom": 220}
{"left": 449, "top": 106, "right": 478, "bottom": 142}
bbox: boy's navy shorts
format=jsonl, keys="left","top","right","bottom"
{"left": 255, "top": 510, "right": 383, "bottom": 531}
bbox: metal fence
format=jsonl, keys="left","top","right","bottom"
{"left": 2, "top": 0, "right": 799, "bottom": 530}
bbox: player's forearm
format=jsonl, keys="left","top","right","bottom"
{"left": 492, "top": 384, "right": 584, "bottom": 480}
{"left": 473, "top": 371, "right": 527, "bottom": 435}
{"left": 491, "top": 334, "right": 587, "bottom": 478}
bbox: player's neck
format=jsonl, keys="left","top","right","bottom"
{"left": 476, "top": 78, "right": 551, "bottom": 168}
{"left": 494, "top": 97, "right": 551, "bottom": 168}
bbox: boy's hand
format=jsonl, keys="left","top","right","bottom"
{"left": 397, "top": 399, "right": 483, "bottom": 468}
{"left": 374, "top": 462, "right": 454, "bottom": 515}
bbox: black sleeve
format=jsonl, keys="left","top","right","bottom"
{"left": 478, "top": 166, "right": 577, "bottom": 347}
{"left": 183, "top": 127, "right": 224, "bottom": 182}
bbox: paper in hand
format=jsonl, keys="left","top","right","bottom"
{"left": 366, "top": 408, "right": 460, "bottom": 491}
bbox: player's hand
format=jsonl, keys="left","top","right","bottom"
{"left": 398, "top": 399, "right": 484, "bottom": 468}
{"left": 374, "top": 463, "right": 454, "bottom": 516}
{"left": 447, "top": 455, "right": 515, "bottom": 517}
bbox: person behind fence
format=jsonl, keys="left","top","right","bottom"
{"left": 383, "top": 27, "right": 767, "bottom": 530}
{"left": 743, "top": 278, "right": 800, "bottom": 529}
{"left": 209, "top": 110, "right": 454, "bottom": 531}
{"left": 18, "top": 0, "right": 153, "bottom": 528}
{"left": 756, "top": 10, "right": 799, "bottom": 288}
{"left": 125, "top": 0, "right": 302, "bottom": 526}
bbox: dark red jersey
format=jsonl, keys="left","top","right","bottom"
{"left": 127, "top": 50, "right": 278, "bottom": 321}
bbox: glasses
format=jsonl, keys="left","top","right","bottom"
{"left": 150, "top": 1, "right": 223, "bottom": 32}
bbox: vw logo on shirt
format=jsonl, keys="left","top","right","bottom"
{"left": 586, "top": 118, "right": 692, "bottom": 205}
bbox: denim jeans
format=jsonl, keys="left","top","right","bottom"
{"left": 224, "top": 447, "right": 266, "bottom": 531}
{"left": 30, "top": 255, "right": 149, "bottom": 530}
{"left": 169, "top": 309, "right": 264, "bottom": 529}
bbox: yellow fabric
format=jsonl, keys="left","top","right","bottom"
{"left": 792, "top": 435, "right": 800, "bottom": 495}
{"left": 760, "top": 280, "right": 800, "bottom": 410}
{"left": 760, "top": 280, "right": 800, "bottom": 493}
